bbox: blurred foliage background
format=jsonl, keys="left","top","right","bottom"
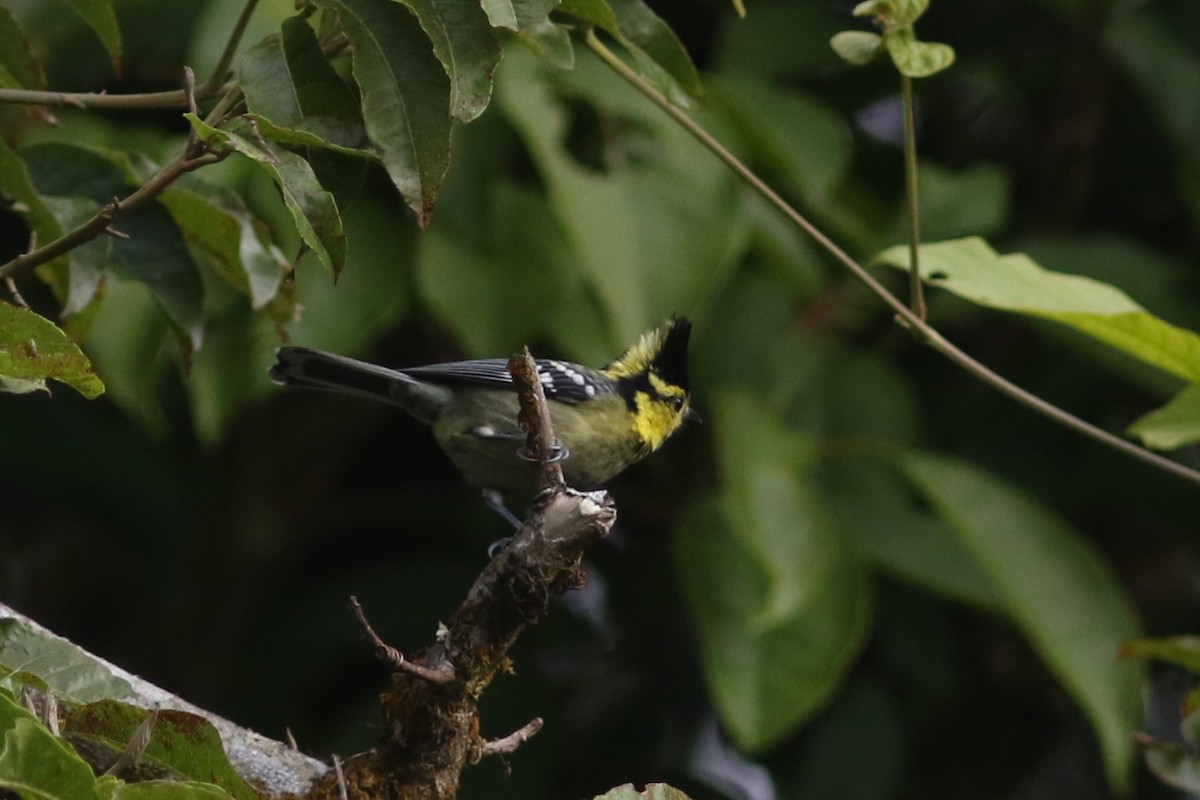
{"left": 2, "top": 0, "right": 1200, "bottom": 798}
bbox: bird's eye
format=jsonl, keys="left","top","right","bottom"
{"left": 669, "top": 396, "right": 685, "bottom": 412}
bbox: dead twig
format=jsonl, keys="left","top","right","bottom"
{"left": 349, "top": 596, "right": 455, "bottom": 684}
{"left": 477, "top": 717, "right": 544, "bottom": 760}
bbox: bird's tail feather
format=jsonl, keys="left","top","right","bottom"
{"left": 270, "top": 347, "right": 449, "bottom": 423}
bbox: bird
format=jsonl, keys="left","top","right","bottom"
{"left": 269, "top": 318, "right": 696, "bottom": 524}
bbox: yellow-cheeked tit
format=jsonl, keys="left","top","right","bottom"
{"left": 269, "top": 318, "right": 695, "bottom": 518}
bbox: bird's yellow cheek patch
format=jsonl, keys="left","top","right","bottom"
{"left": 648, "top": 372, "right": 685, "bottom": 399}
{"left": 633, "top": 391, "right": 682, "bottom": 450}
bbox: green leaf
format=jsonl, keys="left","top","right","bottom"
{"left": 829, "top": 30, "right": 883, "bottom": 66}
{"left": 156, "top": 181, "right": 287, "bottom": 310}
{"left": 1120, "top": 635, "right": 1200, "bottom": 672}
{"left": 874, "top": 237, "right": 1200, "bottom": 383}
{"left": 559, "top": 0, "right": 703, "bottom": 103}
{"left": 0, "top": 303, "right": 105, "bottom": 399}
{"left": 0, "top": 139, "right": 66, "bottom": 284}
{"left": 677, "top": 391, "right": 872, "bottom": 751}
{"left": 392, "top": 0, "right": 502, "bottom": 122}
{"left": 480, "top": 0, "right": 558, "bottom": 30}
{"left": 101, "top": 781, "right": 234, "bottom": 800}
{"left": 0, "top": 694, "right": 102, "bottom": 800}
{"left": 417, "top": 182, "right": 577, "bottom": 355}
{"left": 894, "top": 452, "right": 1142, "bottom": 792}
{"left": 1127, "top": 385, "right": 1200, "bottom": 450}
{"left": 852, "top": 0, "right": 928, "bottom": 28}
{"left": 186, "top": 114, "right": 346, "bottom": 277}
{"left": 708, "top": 75, "right": 850, "bottom": 203}
{"left": 822, "top": 459, "right": 1005, "bottom": 614}
{"left": 65, "top": 701, "right": 262, "bottom": 800}
{"left": 1106, "top": 9, "right": 1200, "bottom": 177}
{"left": 496, "top": 45, "right": 746, "bottom": 344}
{"left": 884, "top": 29, "right": 955, "bottom": 78}
{"left": 0, "top": 619, "right": 129, "bottom": 702}
{"left": 57, "top": 0, "right": 122, "bottom": 74}
{"left": 21, "top": 143, "right": 205, "bottom": 346}
{"left": 314, "top": 0, "right": 452, "bottom": 226}
{"left": 606, "top": 0, "right": 703, "bottom": 100}
{"left": 238, "top": 16, "right": 371, "bottom": 152}
{"left": 511, "top": 19, "right": 575, "bottom": 70}
{"left": 0, "top": 7, "right": 45, "bottom": 89}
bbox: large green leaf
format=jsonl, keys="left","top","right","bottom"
{"left": 21, "top": 143, "right": 205, "bottom": 346}
{"left": 65, "top": 701, "right": 262, "bottom": 800}
{"left": 0, "top": 619, "right": 128, "bottom": 702}
{"left": 0, "top": 7, "right": 45, "bottom": 89}
{"left": 895, "top": 452, "right": 1142, "bottom": 792}
{"left": 1127, "top": 385, "right": 1200, "bottom": 450}
{"left": 1106, "top": 8, "right": 1200, "bottom": 177}
{"left": 186, "top": 114, "right": 346, "bottom": 277}
{"left": 707, "top": 75, "right": 850, "bottom": 204}
{"left": 480, "top": 0, "right": 557, "bottom": 30}
{"left": 0, "top": 693, "right": 102, "bottom": 800}
{"left": 875, "top": 237, "right": 1200, "bottom": 383}
{"left": 314, "top": 0, "right": 452, "bottom": 226}
{"left": 0, "top": 303, "right": 105, "bottom": 398}
{"left": 392, "top": 0, "right": 501, "bottom": 122}
{"left": 0, "top": 139, "right": 66, "bottom": 285}
{"left": 238, "top": 16, "right": 371, "bottom": 153}
{"left": 677, "top": 391, "right": 872, "bottom": 751}
{"left": 417, "top": 182, "right": 578, "bottom": 355}
{"left": 156, "top": 180, "right": 287, "bottom": 310}
{"left": 558, "top": 0, "right": 702, "bottom": 103}
{"left": 57, "top": 0, "right": 121, "bottom": 73}
{"left": 496, "top": 45, "right": 746, "bottom": 345}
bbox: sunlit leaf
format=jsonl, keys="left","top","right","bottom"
{"left": 0, "top": 693, "right": 102, "bottom": 800}
{"left": 65, "top": 701, "right": 261, "bottom": 800}
{"left": 884, "top": 29, "right": 954, "bottom": 77}
{"left": 895, "top": 452, "right": 1142, "bottom": 792}
{"left": 0, "top": 619, "right": 127, "bottom": 702}
{"left": 1127, "top": 386, "right": 1200, "bottom": 450}
{"left": 875, "top": 237, "right": 1200, "bottom": 383}
{"left": 0, "top": 303, "right": 104, "bottom": 398}
{"left": 829, "top": 30, "right": 882, "bottom": 66}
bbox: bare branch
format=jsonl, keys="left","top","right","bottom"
{"left": 0, "top": 83, "right": 234, "bottom": 110}
{"left": 350, "top": 596, "right": 455, "bottom": 684}
{"left": 478, "top": 717, "right": 544, "bottom": 760}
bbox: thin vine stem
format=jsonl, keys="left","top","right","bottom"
{"left": 901, "top": 74, "right": 926, "bottom": 320}
{"left": 583, "top": 29, "right": 1200, "bottom": 489}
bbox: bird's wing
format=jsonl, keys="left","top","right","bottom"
{"left": 403, "top": 359, "right": 613, "bottom": 405}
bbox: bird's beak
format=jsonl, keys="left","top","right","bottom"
{"left": 684, "top": 405, "right": 701, "bottom": 424}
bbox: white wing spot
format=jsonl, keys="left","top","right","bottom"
{"left": 571, "top": 373, "right": 585, "bottom": 385}
{"left": 584, "top": 384, "right": 596, "bottom": 397}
